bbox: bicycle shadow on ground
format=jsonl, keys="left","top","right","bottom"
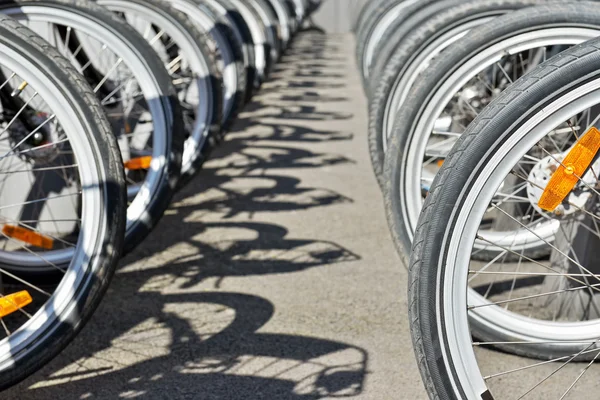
{"left": 9, "top": 286, "right": 368, "bottom": 399}
{"left": 7, "top": 194, "right": 365, "bottom": 399}
{"left": 3, "top": 31, "right": 368, "bottom": 399}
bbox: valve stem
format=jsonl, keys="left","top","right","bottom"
{"left": 11, "top": 81, "right": 28, "bottom": 97}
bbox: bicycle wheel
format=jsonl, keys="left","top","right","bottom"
{"left": 245, "top": 0, "right": 282, "bottom": 64}
{"left": 384, "top": 3, "right": 600, "bottom": 264}
{"left": 0, "top": 15, "right": 125, "bottom": 389}
{"left": 282, "top": 0, "right": 301, "bottom": 29}
{"left": 305, "top": 0, "right": 320, "bottom": 16}
{"left": 355, "top": 0, "right": 433, "bottom": 87}
{"left": 280, "top": 0, "right": 299, "bottom": 35}
{"left": 222, "top": 0, "right": 271, "bottom": 84}
{"left": 288, "top": 0, "right": 306, "bottom": 24}
{"left": 265, "top": 0, "right": 293, "bottom": 51}
{"left": 352, "top": 0, "right": 385, "bottom": 34}
{"left": 205, "top": 0, "right": 257, "bottom": 102}
{"left": 411, "top": 28, "right": 600, "bottom": 399}
{"left": 370, "top": 0, "right": 546, "bottom": 188}
{"left": 168, "top": 0, "right": 246, "bottom": 129}
{"left": 0, "top": 0, "right": 185, "bottom": 255}
{"left": 98, "top": 0, "right": 223, "bottom": 181}
{"left": 367, "top": 0, "right": 544, "bottom": 95}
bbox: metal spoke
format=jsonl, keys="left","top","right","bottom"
{"left": 495, "top": 61, "right": 513, "bottom": 84}
{"left": 0, "top": 214, "right": 77, "bottom": 248}
{"left": 475, "top": 234, "right": 600, "bottom": 293}
{"left": 2, "top": 114, "right": 56, "bottom": 158}
{"left": 0, "top": 72, "right": 16, "bottom": 91}
{"left": 0, "top": 318, "right": 9, "bottom": 337}
{"left": 467, "top": 250, "right": 509, "bottom": 283}
{"left": 0, "top": 92, "right": 39, "bottom": 139}
{"left": 484, "top": 346, "right": 600, "bottom": 381}
{"left": 516, "top": 341, "right": 600, "bottom": 399}
{"left": 0, "top": 138, "right": 69, "bottom": 161}
{"left": 0, "top": 164, "right": 78, "bottom": 175}
{"left": 78, "top": 44, "right": 109, "bottom": 74}
{"left": 93, "top": 58, "right": 123, "bottom": 93}
{"left": 475, "top": 340, "right": 598, "bottom": 346}
{"left": 103, "top": 92, "right": 145, "bottom": 107}
{"left": 0, "top": 229, "right": 66, "bottom": 273}
{"left": 100, "top": 75, "right": 138, "bottom": 105}
{"left": 469, "top": 271, "right": 600, "bottom": 278}
{"left": 0, "top": 265, "right": 51, "bottom": 296}
{"left": 490, "top": 204, "right": 600, "bottom": 283}
{"left": 535, "top": 144, "right": 600, "bottom": 200}
{"left": 559, "top": 350, "right": 600, "bottom": 399}
{"left": 468, "top": 282, "right": 600, "bottom": 310}
{"left": 0, "top": 191, "right": 81, "bottom": 212}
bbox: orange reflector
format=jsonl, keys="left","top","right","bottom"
{"left": 538, "top": 127, "right": 600, "bottom": 211}
{"left": 437, "top": 159, "right": 445, "bottom": 167}
{"left": 2, "top": 225, "right": 54, "bottom": 249}
{"left": 0, "top": 291, "right": 32, "bottom": 318}
{"left": 124, "top": 156, "right": 152, "bottom": 170}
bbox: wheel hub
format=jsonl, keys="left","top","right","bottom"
{"left": 527, "top": 151, "right": 599, "bottom": 218}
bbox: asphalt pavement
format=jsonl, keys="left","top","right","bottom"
{"left": 5, "top": 31, "right": 428, "bottom": 400}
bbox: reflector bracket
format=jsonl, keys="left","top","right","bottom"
{"left": 124, "top": 156, "right": 152, "bottom": 170}
{"left": 0, "top": 291, "right": 32, "bottom": 318}
{"left": 2, "top": 225, "right": 54, "bottom": 249}
{"left": 539, "top": 127, "right": 600, "bottom": 211}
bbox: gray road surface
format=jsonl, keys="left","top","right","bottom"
{"left": 5, "top": 31, "right": 427, "bottom": 400}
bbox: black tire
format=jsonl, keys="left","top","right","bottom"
{"left": 368, "top": 0, "right": 544, "bottom": 189}
{"left": 245, "top": 0, "right": 282, "bottom": 64}
{"left": 191, "top": 0, "right": 248, "bottom": 127}
{"left": 354, "top": 0, "right": 395, "bottom": 79}
{"left": 366, "top": 0, "right": 468, "bottom": 92}
{"left": 382, "top": 0, "right": 600, "bottom": 265}
{"left": 352, "top": 0, "right": 380, "bottom": 33}
{"left": 181, "top": 0, "right": 246, "bottom": 128}
{"left": 0, "top": 15, "right": 126, "bottom": 390}
{"left": 265, "top": 0, "right": 293, "bottom": 51}
{"left": 355, "top": 0, "right": 438, "bottom": 88}
{"left": 280, "top": 0, "right": 299, "bottom": 35}
{"left": 99, "top": 0, "right": 223, "bottom": 183}
{"left": 224, "top": 0, "right": 272, "bottom": 85}
{"left": 285, "top": 0, "right": 303, "bottom": 26}
{"left": 0, "top": 0, "right": 185, "bottom": 255}
{"left": 408, "top": 27, "right": 600, "bottom": 400}
{"left": 289, "top": 0, "right": 306, "bottom": 23}
{"left": 206, "top": 0, "right": 258, "bottom": 102}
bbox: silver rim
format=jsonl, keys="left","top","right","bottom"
{"left": 98, "top": 0, "right": 214, "bottom": 175}
{"left": 440, "top": 70, "right": 600, "bottom": 399}
{"left": 290, "top": 0, "right": 305, "bottom": 23}
{"left": 4, "top": 5, "right": 171, "bottom": 250}
{"left": 402, "top": 29, "right": 599, "bottom": 247}
{"left": 170, "top": 0, "right": 238, "bottom": 124}
{"left": 266, "top": 0, "right": 291, "bottom": 47}
{"left": 247, "top": 0, "right": 279, "bottom": 63}
{"left": 228, "top": 0, "right": 268, "bottom": 78}
{"left": 362, "top": 0, "right": 420, "bottom": 78}
{"left": 204, "top": 0, "right": 253, "bottom": 72}
{"left": 382, "top": 16, "right": 495, "bottom": 153}
{"left": 0, "top": 38, "right": 104, "bottom": 370}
